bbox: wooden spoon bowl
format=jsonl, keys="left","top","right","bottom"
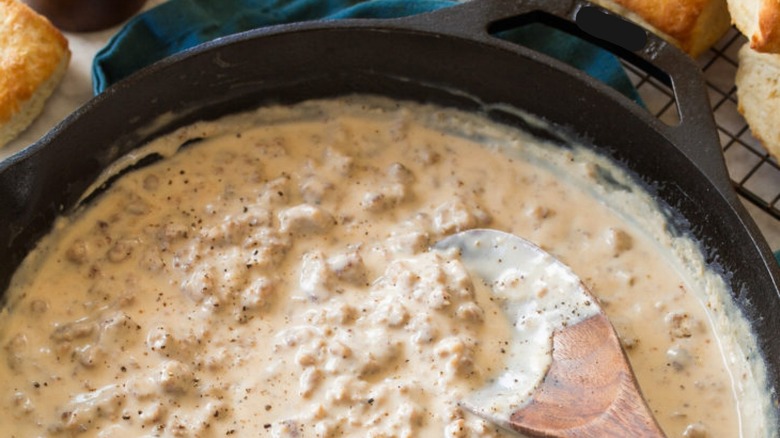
{"left": 434, "top": 229, "right": 666, "bottom": 437}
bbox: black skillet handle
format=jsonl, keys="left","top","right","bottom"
{"left": 399, "top": 0, "right": 730, "bottom": 191}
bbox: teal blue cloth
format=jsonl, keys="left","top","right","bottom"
{"left": 92, "top": 0, "right": 641, "bottom": 103}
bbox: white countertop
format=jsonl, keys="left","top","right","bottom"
{"left": 3, "top": 3, "right": 779, "bottom": 251}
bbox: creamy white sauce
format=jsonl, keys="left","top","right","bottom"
{"left": 0, "top": 97, "right": 773, "bottom": 437}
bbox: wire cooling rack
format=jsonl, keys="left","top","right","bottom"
{"left": 622, "top": 28, "right": 780, "bottom": 222}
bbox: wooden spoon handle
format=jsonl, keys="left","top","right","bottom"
{"left": 509, "top": 313, "right": 667, "bottom": 437}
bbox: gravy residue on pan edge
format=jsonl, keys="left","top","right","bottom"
{"left": 0, "top": 96, "right": 773, "bottom": 437}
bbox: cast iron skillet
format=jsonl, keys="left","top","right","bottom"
{"left": 1, "top": 0, "right": 778, "bottom": 430}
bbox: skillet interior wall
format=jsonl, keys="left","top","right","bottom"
{"left": 0, "top": 23, "right": 778, "bottom": 427}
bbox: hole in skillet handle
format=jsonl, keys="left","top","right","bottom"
{"left": 575, "top": 6, "right": 647, "bottom": 52}
{"left": 485, "top": 8, "right": 680, "bottom": 126}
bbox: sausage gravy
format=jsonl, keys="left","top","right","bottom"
{"left": 0, "top": 97, "right": 772, "bottom": 437}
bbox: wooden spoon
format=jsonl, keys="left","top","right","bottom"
{"left": 434, "top": 229, "right": 666, "bottom": 437}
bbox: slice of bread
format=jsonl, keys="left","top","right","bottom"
{"left": 0, "top": 0, "right": 70, "bottom": 148}
{"left": 735, "top": 43, "right": 780, "bottom": 160}
{"left": 727, "top": 0, "right": 780, "bottom": 53}
{"left": 590, "top": 0, "right": 732, "bottom": 58}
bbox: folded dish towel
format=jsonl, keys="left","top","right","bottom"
{"left": 92, "top": 0, "right": 641, "bottom": 102}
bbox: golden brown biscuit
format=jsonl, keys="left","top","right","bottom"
{"left": 0, "top": 0, "right": 70, "bottom": 147}
{"left": 592, "top": 0, "right": 732, "bottom": 57}
{"left": 735, "top": 43, "right": 780, "bottom": 161}
{"left": 728, "top": 0, "right": 780, "bottom": 53}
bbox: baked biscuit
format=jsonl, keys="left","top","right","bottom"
{"left": 0, "top": 0, "right": 70, "bottom": 147}
{"left": 728, "top": 0, "right": 780, "bottom": 53}
{"left": 735, "top": 43, "right": 780, "bottom": 161}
